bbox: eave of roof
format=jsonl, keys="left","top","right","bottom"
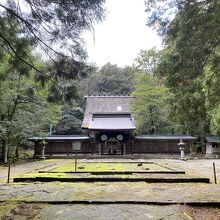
{"left": 91, "top": 112, "right": 131, "bottom": 115}
{"left": 84, "top": 95, "right": 133, "bottom": 98}
{"left": 28, "top": 135, "right": 89, "bottom": 141}
{"left": 206, "top": 136, "right": 220, "bottom": 143}
{"left": 89, "top": 128, "right": 135, "bottom": 131}
{"left": 134, "top": 135, "right": 197, "bottom": 140}
{"left": 88, "top": 116, "right": 136, "bottom": 131}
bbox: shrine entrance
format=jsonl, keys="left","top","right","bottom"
{"left": 97, "top": 132, "right": 128, "bottom": 155}
{"left": 102, "top": 138, "right": 123, "bottom": 155}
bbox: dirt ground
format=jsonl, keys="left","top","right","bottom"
{"left": 0, "top": 202, "right": 45, "bottom": 220}
{"left": 184, "top": 206, "right": 220, "bottom": 220}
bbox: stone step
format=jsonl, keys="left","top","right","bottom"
{"left": 13, "top": 176, "right": 210, "bottom": 183}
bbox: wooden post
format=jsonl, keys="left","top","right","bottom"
{"left": 75, "top": 151, "right": 77, "bottom": 172}
{"left": 7, "top": 161, "right": 11, "bottom": 183}
{"left": 40, "top": 145, "right": 46, "bottom": 159}
{"left": 123, "top": 143, "right": 126, "bottom": 155}
{"left": 98, "top": 143, "right": 101, "bottom": 155}
{"left": 213, "top": 162, "right": 217, "bottom": 184}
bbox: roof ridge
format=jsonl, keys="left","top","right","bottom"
{"left": 84, "top": 95, "right": 134, "bottom": 98}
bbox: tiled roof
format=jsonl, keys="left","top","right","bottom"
{"left": 82, "top": 95, "right": 135, "bottom": 129}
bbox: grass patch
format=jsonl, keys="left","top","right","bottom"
{"left": 15, "top": 172, "right": 71, "bottom": 179}
{"left": 50, "top": 162, "right": 170, "bottom": 172}
{"left": 13, "top": 162, "right": 181, "bottom": 181}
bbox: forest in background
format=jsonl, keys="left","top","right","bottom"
{"left": 1, "top": 0, "right": 220, "bottom": 161}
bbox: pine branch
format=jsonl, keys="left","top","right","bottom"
{"left": 0, "top": 32, "right": 43, "bottom": 74}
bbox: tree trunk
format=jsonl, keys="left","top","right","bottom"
{"left": 2, "top": 139, "right": 8, "bottom": 163}
{"left": 15, "top": 146, "right": 19, "bottom": 159}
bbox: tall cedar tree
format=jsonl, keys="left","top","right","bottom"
{"left": 145, "top": 0, "right": 220, "bottom": 135}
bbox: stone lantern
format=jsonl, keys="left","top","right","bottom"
{"left": 178, "top": 139, "right": 185, "bottom": 160}
{"left": 39, "top": 139, "right": 47, "bottom": 159}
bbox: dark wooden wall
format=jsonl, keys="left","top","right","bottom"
{"left": 34, "top": 141, "right": 98, "bottom": 156}
{"left": 130, "top": 139, "right": 192, "bottom": 154}
{"left": 34, "top": 139, "right": 193, "bottom": 156}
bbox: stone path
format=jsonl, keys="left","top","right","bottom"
{"left": 2, "top": 202, "right": 219, "bottom": 220}
{"left": 0, "top": 182, "right": 219, "bottom": 203}
{"left": 0, "top": 159, "right": 72, "bottom": 181}
{"left": 40, "top": 204, "right": 191, "bottom": 220}
{"left": 0, "top": 158, "right": 220, "bottom": 219}
{"left": 151, "top": 159, "right": 220, "bottom": 180}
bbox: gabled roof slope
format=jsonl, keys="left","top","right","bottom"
{"left": 82, "top": 95, "right": 134, "bottom": 129}
{"left": 89, "top": 113, "right": 136, "bottom": 130}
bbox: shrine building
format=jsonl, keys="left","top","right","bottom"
{"left": 31, "top": 95, "right": 196, "bottom": 157}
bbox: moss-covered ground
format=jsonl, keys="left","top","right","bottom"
{"left": 0, "top": 202, "right": 45, "bottom": 220}
{"left": 50, "top": 161, "right": 171, "bottom": 172}
{"left": 12, "top": 161, "right": 175, "bottom": 180}
{"left": 0, "top": 202, "right": 18, "bottom": 219}
{"left": 15, "top": 172, "right": 71, "bottom": 178}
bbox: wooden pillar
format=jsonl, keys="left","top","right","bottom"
{"left": 123, "top": 143, "right": 126, "bottom": 155}
{"left": 98, "top": 143, "right": 102, "bottom": 155}
{"left": 189, "top": 141, "right": 191, "bottom": 153}
{"left": 34, "top": 142, "right": 38, "bottom": 158}
{"left": 130, "top": 140, "right": 133, "bottom": 155}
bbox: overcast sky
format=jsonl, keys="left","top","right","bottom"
{"left": 83, "top": 0, "right": 162, "bottom": 67}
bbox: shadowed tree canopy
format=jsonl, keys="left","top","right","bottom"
{"left": 0, "top": 0, "right": 106, "bottom": 71}
{"left": 54, "top": 101, "right": 84, "bottom": 135}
